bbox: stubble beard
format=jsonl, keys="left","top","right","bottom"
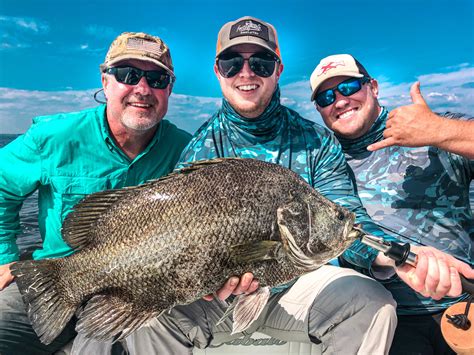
{"left": 121, "top": 93, "right": 163, "bottom": 131}
{"left": 232, "top": 93, "right": 272, "bottom": 119}
{"left": 121, "top": 108, "right": 161, "bottom": 131}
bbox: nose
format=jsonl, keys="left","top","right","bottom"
{"left": 238, "top": 59, "right": 255, "bottom": 78}
{"left": 133, "top": 76, "right": 152, "bottom": 94}
{"left": 333, "top": 91, "right": 350, "bottom": 109}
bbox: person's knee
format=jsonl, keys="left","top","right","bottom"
{"left": 360, "top": 276, "right": 395, "bottom": 303}
{"left": 348, "top": 276, "right": 396, "bottom": 315}
{"left": 308, "top": 274, "right": 397, "bottom": 351}
{"left": 310, "top": 274, "right": 396, "bottom": 325}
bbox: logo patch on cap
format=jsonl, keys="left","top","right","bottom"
{"left": 230, "top": 19, "right": 269, "bottom": 41}
{"left": 317, "top": 61, "right": 345, "bottom": 76}
{"left": 126, "top": 37, "right": 163, "bottom": 56}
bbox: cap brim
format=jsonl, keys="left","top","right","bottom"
{"left": 216, "top": 36, "right": 279, "bottom": 59}
{"left": 310, "top": 71, "right": 364, "bottom": 101}
{"left": 106, "top": 54, "right": 175, "bottom": 77}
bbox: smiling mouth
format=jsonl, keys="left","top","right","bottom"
{"left": 236, "top": 84, "right": 260, "bottom": 92}
{"left": 337, "top": 108, "right": 357, "bottom": 119}
{"left": 128, "top": 102, "right": 153, "bottom": 109}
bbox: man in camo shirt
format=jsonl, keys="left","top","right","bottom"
{"left": 125, "top": 16, "right": 399, "bottom": 355}
{"left": 310, "top": 53, "right": 474, "bottom": 354}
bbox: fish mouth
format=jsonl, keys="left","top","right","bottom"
{"left": 338, "top": 220, "right": 361, "bottom": 252}
{"left": 347, "top": 223, "right": 364, "bottom": 241}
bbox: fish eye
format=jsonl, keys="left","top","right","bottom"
{"left": 337, "top": 212, "right": 345, "bottom": 221}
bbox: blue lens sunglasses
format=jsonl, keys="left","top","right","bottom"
{"left": 314, "top": 77, "right": 371, "bottom": 107}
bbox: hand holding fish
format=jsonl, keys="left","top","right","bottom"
{"left": 0, "top": 263, "right": 15, "bottom": 290}
{"left": 377, "top": 245, "right": 474, "bottom": 300}
{"left": 202, "top": 272, "right": 260, "bottom": 301}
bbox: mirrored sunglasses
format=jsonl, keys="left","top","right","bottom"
{"left": 315, "top": 77, "right": 370, "bottom": 107}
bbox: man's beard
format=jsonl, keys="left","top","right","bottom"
{"left": 121, "top": 94, "right": 160, "bottom": 131}
{"left": 121, "top": 110, "right": 160, "bottom": 131}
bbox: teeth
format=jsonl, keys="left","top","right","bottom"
{"left": 238, "top": 84, "right": 258, "bottom": 91}
{"left": 129, "top": 103, "right": 151, "bottom": 108}
{"left": 339, "top": 109, "right": 356, "bottom": 119}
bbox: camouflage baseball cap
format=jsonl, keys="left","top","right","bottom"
{"left": 216, "top": 16, "right": 281, "bottom": 60}
{"left": 310, "top": 54, "right": 370, "bottom": 101}
{"left": 101, "top": 32, "right": 174, "bottom": 77}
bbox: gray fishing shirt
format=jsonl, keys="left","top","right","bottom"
{"left": 338, "top": 107, "right": 473, "bottom": 314}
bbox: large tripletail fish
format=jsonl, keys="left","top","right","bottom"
{"left": 11, "top": 158, "right": 360, "bottom": 344}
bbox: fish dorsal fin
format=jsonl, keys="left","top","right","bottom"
{"left": 230, "top": 241, "right": 285, "bottom": 264}
{"left": 62, "top": 158, "right": 243, "bottom": 251}
{"left": 277, "top": 200, "right": 322, "bottom": 271}
{"left": 76, "top": 294, "right": 161, "bottom": 342}
{"left": 117, "top": 159, "right": 242, "bottom": 187}
{"left": 172, "top": 158, "right": 244, "bottom": 175}
{"left": 61, "top": 185, "right": 147, "bottom": 251}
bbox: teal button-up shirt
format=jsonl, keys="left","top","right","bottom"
{"left": 0, "top": 105, "right": 191, "bottom": 264}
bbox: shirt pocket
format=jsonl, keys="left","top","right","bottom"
{"left": 50, "top": 176, "right": 111, "bottom": 223}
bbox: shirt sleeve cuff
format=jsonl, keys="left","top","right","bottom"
{"left": 0, "top": 241, "right": 20, "bottom": 265}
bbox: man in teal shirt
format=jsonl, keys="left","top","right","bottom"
{"left": 0, "top": 32, "right": 191, "bottom": 354}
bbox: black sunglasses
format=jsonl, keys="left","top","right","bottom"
{"left": 105, "top": 66, "right": 174, "bottom": 89}
{"left": 216, "top": 52, "right": 280, "bottom": 78}
{"left": 315, "top": 77, "right": 371, "bottom": 107}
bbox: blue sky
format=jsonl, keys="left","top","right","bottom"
{"left": 1, "top": 0, "right": 473, "bottom": 134}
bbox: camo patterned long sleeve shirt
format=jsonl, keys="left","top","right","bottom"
{"left": 178, "top": 88, "right": 393, "bottom": 276}
{"left": 338, "top": 107, "right": 473, "bottom": 314}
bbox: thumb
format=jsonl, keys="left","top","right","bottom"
{"left": 410, "top": 81, "right": 427, "bottom": 105}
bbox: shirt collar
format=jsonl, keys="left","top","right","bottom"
{"left": 337, "top": 107, "right": 388, "bottom": 156}
{"left": 219, "top": 86, "right": 284, "bottom": 142}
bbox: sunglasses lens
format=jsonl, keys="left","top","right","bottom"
{"left": 315, "top": 78, "right": 368, "bottom": 107}
{"left": 315, "top": 90, "right": 335, "bottom": 107}
{"left": 109, "top": 67, "right": 170, "bottom": 89}
{"left": 249, "top": 53, "right": 277, "bottom": 78}
{"left": 217, "top": 52, "right": 278, "bottom": 78}
{"left": 217, "top": 54, "right": 244, "bottom": 78}
{"left": 338, "top": 78, "right": 362, "bottom": 96}
{"left": 146, "top": 71, "right": 171, "bottom": 89}
{"left": 114, "top": 67, "right": 141, "bottom": 85}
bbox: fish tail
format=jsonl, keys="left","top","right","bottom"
{"left": 10, "top": 259, "right": 77, "bottom": 345}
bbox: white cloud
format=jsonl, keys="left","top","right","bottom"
{"left": 0, "top": 88, "right": 219, "bottom": 134}
{"left": 0, "top": 88, "right": 98, "bottom": 133}
{"left": 0, "top": 16, "right": 49, "bottom": 51}
{"left": 1, "top": 64, "right": 473, "bottom": 134}
{"left": 280, "top": 81, "right": 324, "bottom": 125}
{"left": 377, "top": 66, "right": 474, "bottom": 114}
{"left": 0, "top": 16, "right": 49, "bottom": 33}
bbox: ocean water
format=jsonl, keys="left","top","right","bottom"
{"left": 1, "top": 133, "right": 473, "bottom": 256}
